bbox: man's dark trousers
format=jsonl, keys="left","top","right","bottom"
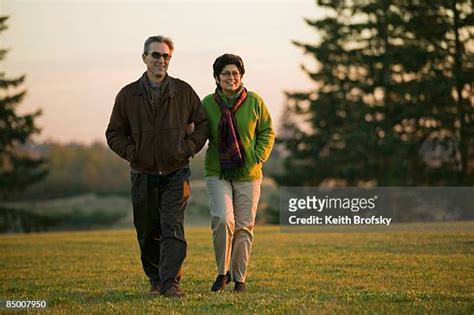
{"left": 131, "top": 167, "right": 190, "bottom": 292}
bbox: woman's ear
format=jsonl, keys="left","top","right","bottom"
{"left": 214, "top": 76, "right": 220, "bottom": 85}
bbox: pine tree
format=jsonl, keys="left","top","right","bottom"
{"left": 276, "top": 0, "right": 473, "bottom": 187}
{"left": 0, "top": 16, "right": 48, "bottom": 199}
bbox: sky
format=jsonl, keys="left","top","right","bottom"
{"left": 1, "top": 0, "right": 324, "bottom": 144}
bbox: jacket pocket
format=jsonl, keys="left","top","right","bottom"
{"left": 158, "top": 128, "right": 189, "bottom": 169}
{"left": 132, "top": 128, "right": 155, "bottom": 170}
{"left": 248, "top": 145, "right": 259, "bottom": 166}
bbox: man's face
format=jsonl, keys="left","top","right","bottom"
{"left": 142, "top": 42, "right": 171, "bottom": 80}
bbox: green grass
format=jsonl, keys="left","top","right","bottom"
{"left": 0, "top": 222, "right": 473, "bottom": 314}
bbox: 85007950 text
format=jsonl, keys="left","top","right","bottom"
{"left": 2, "top": 300, "right": 47, "bottom": 309}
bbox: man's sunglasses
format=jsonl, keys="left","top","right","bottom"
{"left": 148, "top": 52, "right": 172, "bottom": 61}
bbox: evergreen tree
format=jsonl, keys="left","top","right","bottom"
{"left": 276, "top": 0, "right": 473, "bottom": 186}
{"left": 0, "top": 17, "right": 48, "bottom": 199}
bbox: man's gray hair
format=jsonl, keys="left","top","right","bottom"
{"left": 143, "top": 35, "right": 174, "bottom": 54}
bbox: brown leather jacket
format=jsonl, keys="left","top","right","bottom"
{"left": 106, "top": 73, "right": 208, "bottom": 175}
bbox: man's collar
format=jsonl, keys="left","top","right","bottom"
{"left": 133, "top": 72, "right": 177, "bottom": 97}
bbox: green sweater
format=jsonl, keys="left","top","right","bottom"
{"left": 202, "top": 90, "right": 275, "bottom": 180}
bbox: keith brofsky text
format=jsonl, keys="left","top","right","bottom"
{"left": 284, "top": 194, "right": 392, "bottom": 226}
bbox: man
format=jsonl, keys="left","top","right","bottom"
{"left": 106, "top": 36, "right": 208, "bottom": 298}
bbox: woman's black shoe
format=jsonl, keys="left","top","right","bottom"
{"left": 211, "top": 271, "right": 231, "bottom": 292}
{"left": 234, "top": 281, "right": 246, "bottom": 292}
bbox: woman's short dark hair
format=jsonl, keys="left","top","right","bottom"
{"left": 213, "top": 54, "right": 245, "bottom": 79}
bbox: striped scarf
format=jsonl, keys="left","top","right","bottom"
{"left": 213, "top": 87, "right": 248, "bottom": 180}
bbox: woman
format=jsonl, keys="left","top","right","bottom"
{"left": 202, "top": 54, "right": 275, "bottom": 292}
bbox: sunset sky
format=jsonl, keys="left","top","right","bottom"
{"left": 2, "top": 0, "right": 324, "bottom": 144}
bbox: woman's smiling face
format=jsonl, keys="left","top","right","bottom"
{"left": 217, "top": 64, "right": 242, "bottom": 96}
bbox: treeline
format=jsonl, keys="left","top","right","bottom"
{"left": 277, "top": 0, "right": 474, "bottom": 186}
{"left": 15, "top": 141, "right": 208, "bottom": 200}
{"left": 15, "top": 141, "right": 283, "bottom": 201}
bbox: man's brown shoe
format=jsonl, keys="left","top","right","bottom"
{"left": 149, "top": 283, "right": 161, "bottom": 294}
{"left": 162, "top": 285, "right": 185, "bottom": 298}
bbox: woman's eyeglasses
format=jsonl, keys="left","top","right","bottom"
{"left": 220, "top": 71, "right": 240, "bottom": 78}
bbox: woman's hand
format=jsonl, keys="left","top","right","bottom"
{"left": 186, "top": 122, "right": 195, "bottom": 135}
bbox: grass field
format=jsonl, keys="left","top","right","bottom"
{"left": 1, "top": 222, "right": 473, "bottom": 314}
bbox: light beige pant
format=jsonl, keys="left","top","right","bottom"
{"left": 206, "top": 176, "right": 262, "bottom": 283}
